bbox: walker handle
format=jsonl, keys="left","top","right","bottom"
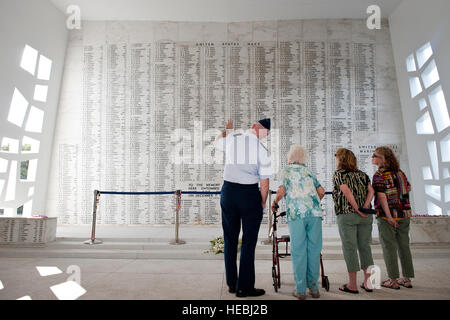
{"left": 272, "top": 203, "right": 279, "bottom": 213}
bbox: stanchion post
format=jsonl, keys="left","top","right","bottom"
{"left": 84, "top": 190, "right": 103, "bottom": 245}
{"left": 170, "top": 190, "right": 185, "bottom": 245}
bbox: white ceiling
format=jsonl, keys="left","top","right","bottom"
{"left": 50, "top": 0, "right": 403, "bottom": 22}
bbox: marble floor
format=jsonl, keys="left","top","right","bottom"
{"left": 1, "top": 254, "right": 449, "bottom": 300}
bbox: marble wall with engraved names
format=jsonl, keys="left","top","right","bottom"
{"left": 46, "top": 20, "right": 408, "bottom": 225}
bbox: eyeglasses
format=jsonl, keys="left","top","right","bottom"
{"left": 372, "top": 154, "right": 380, "bottom": 158}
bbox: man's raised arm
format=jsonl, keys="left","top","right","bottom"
{"left": 215, "top": 119, "right": 234, "bottom": 142}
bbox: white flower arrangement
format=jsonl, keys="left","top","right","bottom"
{"left": 205, "top": 236, "right": 225, "bottom": 254}
{"left": 204, "top": 236, "right": 242, "bottom": 254}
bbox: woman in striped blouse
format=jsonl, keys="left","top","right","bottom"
{"left": 333, "top": 148, "right": 375, "bottom": 294}
{"left": 372, "top": 146, "right": 414, "bottom": 290}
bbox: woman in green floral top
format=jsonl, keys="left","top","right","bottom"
{"left": 272, "top": 145, "right": 325, "bottom": 300}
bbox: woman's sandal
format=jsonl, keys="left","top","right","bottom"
{"left": 397, "top": 278, "right": 413, "bottom": 288}
{"left": 339, "top": 284, "right": 359, "bottom": 294}
{"left": 360, "top": 282, "right": 373, "bottom": 292}
{"left": 309, "top": 289, "right": 321, "bottom": 299}
{"left": 381, "top": 279, "right": 400, "bottom": 290}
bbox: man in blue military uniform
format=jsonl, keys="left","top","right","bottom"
{"left": 215, "top": 118, "right": 272, "bottom": 297}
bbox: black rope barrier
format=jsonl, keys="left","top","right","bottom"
{"left": 85, "top": 189, "right": 333, "bottom": 245}
{"left": 98, "top": 191, "right": 175, "bottom": 195}
{"left": 95, "top": 190, "right": 332, "bottom": 195}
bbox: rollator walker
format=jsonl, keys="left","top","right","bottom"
{"left": 270, "top": 204, "right": 330, "bottom": 293}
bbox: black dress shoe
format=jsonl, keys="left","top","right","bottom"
{"left": 228, "top": 287, "right": 236, "bottom": 294}
{"left": 236, "top": 288, "right": 265, "bottom": 297}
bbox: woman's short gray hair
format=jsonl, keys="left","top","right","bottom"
{"left": 287, "top": 145, "right": 307, "bottom": 164}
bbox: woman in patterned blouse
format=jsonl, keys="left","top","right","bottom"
{"left": 372, "top": 146, "right": 414, "bottom": 289}
{"left": 333, "top": 148, "right": 375, "bottom": 294}
{"left": 272, "top": 145, "right": 325, "bottom": 300}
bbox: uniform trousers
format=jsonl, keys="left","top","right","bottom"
{"left": 220, "top": 181, "right": 263, "bottom": 291}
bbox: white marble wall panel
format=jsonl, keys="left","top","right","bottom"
{"left": 277, "top": 20, "right": 302, "bottom": 41}
{"left": 48, "top": 19, "right": 407, "bottom": 225}
{"left": 227, "top": 22, "right": 252, "bottom": 42}
{"left": 252, "top": 21, "right": 277, "bottom": 41}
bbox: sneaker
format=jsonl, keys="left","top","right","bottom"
{"left": 292, "top": 290, "right": 307, "bottom": 300}
{"left": 236, "top": 288, "right": 265, "bottom": 297}
{"left": 309, "top": 289, "right": 320, "bottom": 298}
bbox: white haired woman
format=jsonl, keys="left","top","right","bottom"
{"left": 272, "top": 145, "right": 325, "bottom": 300}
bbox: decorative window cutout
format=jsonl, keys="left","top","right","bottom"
{"left": 21, "top": 136, "right": 40, "bottom": 154}
{"left": 5, "top": 44, "right": 48, "bottom": 218}
{"left": 33, "top": 85, "right": 48, "bottom": 102}
{"left": 1, "top": 137, "right": 19, "bottom": 154}
{"left": 421, "top": 59, "right": 440, "bottom": 89}
{"left": 422, "top": 166, "right": 433, "bottom": 180}
{"left": 409, "top": 77, "right": 422, "bottom": 98}
{"left": 427, "top": 200, "right": 442, "bottom": 215}
{"left": 0, "top": 158, "right": 7, "bottom": 173}
{"left": 23, "top": 200, "right": 32, "bottom": 217}
{"left": 5, "top": 161, "right": 17, "bottom": 201}
{"left": 25, "top": 106, "right": 44, "bottom": 133}
{"left": 0, "top": 180, "right": 4, "bottom": 196}
{"left": 408, "top": 42, "right": 448, "bottom": 215}
{"left": 37, "top": 54, "right": 52, "bottom": 81}
{"left": 444, "top": 168, "right": 450, "bottom": 179}
{"left": 29, "top": 159, "right": 37, "bottom": 181}
{"left": 20, "top": 45, "right": 38, "bottom": 75}
{"left": 441, "top": 134, "right": 450, "bottom": 162}
{"left": 21, "top": 144, "right": 31, "bottom": 152}
{"left": 427, "top": 141, "right": 439, "bottom": 180}
{"left": 418, "top": 98, "right": 427, "bottom": 111}
{"left": 416, "top": 42, "right": 433, "bottom": 69}
{"left": 425, "top": 185, "right": 441, "bottom": 201}
{"left": 428, "top": 86, "right": 450, "bottom": 132}
{"left": 20, "top": 159, "right": 37, "bottom": 182}
{"left": 2, "top": 208, "right": 13, "bottom": 216}
{"left": 20, "top": 161, "right": 29, "bottom": 180}
{"left": 8, "top": 88, "right": 29, "bottom": 127}
{"left": 406, "top": 54, "right": 416, "bottom": 72}
{"left": 416, "top": 111, "right": 434, "bottom": 134}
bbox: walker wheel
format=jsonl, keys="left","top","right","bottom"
{"left": 322, "top": 276, "right": 330, "bottom": 292}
